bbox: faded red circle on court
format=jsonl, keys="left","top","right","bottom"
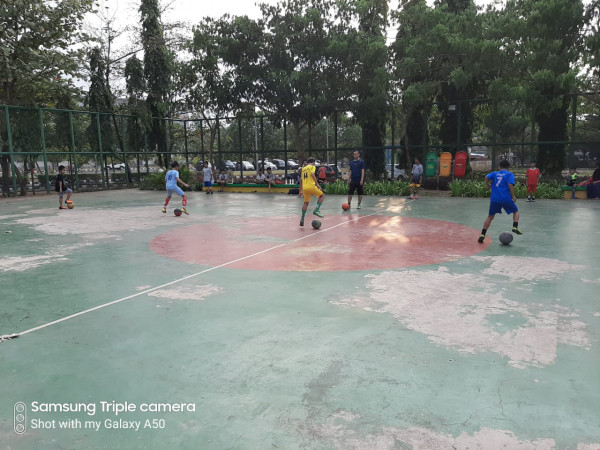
{"left": 150, "top": 215, "right": 489, "bottom": 272}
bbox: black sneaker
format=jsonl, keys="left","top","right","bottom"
{"left": 532, "top": 198, "right": 535, "bottom": 202}
{"left": 299, "top": 219, "right": 304, "bottom": 227}
{"left": 512, "top": 227, "right": 523, "bottom": 235}
{"left": 478, "top": 234, "right": 485, "bottom": 243}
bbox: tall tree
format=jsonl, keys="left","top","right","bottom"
{"left": 86, "top": 48, "right": 115, "bottom": 169}
{"left": 124, "top": 55, "right": 150, "bottom": 164}
{"left": 140, "top": 0, "right": 172, "bottom": 165}
{"left": 0, "top": 0, "right": 93, "bottom": 195}
{"left": 339, "top": 0, "right": 390, "bottom": 178}
{"left": 503, "top": 0, "right": 585, "bottom": 175}
{"left": 256, "top": 0, "right": 345, "bottom": 160}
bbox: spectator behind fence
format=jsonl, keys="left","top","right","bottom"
{"left": 217, "top": 169, "right": 228, "bottom": 192}
{"left": 587, "top": 162, "right": 600, "bottom": 199}
{"left": 265, "top": 167, "right": 275, "bottom": 192}
{"left": 565, "top": 167, "right": 578, "bottom": 199}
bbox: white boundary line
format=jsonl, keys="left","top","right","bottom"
{"left": 14, "top": 212, "right": 377, "bottom": 339}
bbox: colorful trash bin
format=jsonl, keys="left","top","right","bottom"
{"left": 425, "top": 152, "right": 437, "bottom": 178}
{"left": 440, "top": 152, "right": 452, "bottom": 177}
{"left": 454, "top": 150, "right": 468, "bottom": 178}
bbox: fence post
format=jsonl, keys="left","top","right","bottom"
{"left": 96, "top": 113, "right": 106, "bottom": 188}
{"left": 334, "top": 111, "right": 338, "bottom": 171}
{"left": 39, "top": 109, "right": 50, "bottom": 194}
{"left": 69, "top": 111, "right": 80, "bottom": 189}
{"left": 120, "top": 115, "right": 129, "bottom": 186}
{"left": 144, "top": 130, "right": 150, "bottom": 174}
{"left": 200, "top": 119, "right": 205, "bottom": 163}
{"left": 4, "top": 106, "right": 17, "bottom": 196}
{"left": 569, "top": 94, "right": 577, "bottom": 168}
{"left": 217, "top": 116, "right": 222, "bottom": 166}
{"left": 260, "top": 115, "right": 265, "bottom": 170}
{"left": 183, "top": 120, "right": 189, "bottom": 166}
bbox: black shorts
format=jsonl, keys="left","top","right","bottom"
{"left": 348, "top": 181, "right": 363, "bottom": 196}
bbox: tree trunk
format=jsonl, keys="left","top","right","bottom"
{"left": 536, "top": 98, "right": 569, "bottom": 177}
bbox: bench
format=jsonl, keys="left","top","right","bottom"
{"left": 561, "top": 185, "right": 587, "bottom": 200}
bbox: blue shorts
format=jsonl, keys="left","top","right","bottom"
{"left": 489, "top": 201, "right": 518, "bottom": 216}
{"left": 166, "top": 187, "right": 185, "bottom": 197}
{"left": 57, "top": 188, "right": 72, "bottom": 197}
{"left": 204, "top": 181, "right": 212, "bottom": 187}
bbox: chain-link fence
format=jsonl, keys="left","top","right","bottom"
{"left": 2, "top": 93, "right": 598, "bottom": 195}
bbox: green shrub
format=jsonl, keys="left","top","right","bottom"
{"left": 322, "top": 180, "right": 410, "bottom": 196}
{"left": 139, "top": 172, "right": 165, "bottom": 191}
{"left": 449, "top": 179, "right": 564, "bottom": 199}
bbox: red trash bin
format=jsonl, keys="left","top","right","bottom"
{"left": 454, "top": 151, "right": 468, "bottom": 178}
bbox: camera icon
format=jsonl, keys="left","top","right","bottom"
{"left": 14, "top": 402, "right": 26, "bottom": 434}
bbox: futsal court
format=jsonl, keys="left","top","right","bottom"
{"left": 1, "top": 189, "right": 599, "bottom": 449}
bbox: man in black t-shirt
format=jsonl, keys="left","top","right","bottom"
{"left": 347, "top": 150, "right": 366, "bottom": 209}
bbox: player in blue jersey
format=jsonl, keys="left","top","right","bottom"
{"left": 478, "top": 159, "right": 523, "bottom": 243}
{"left": 162, "top": 161, "right": 189, "bottom": 214}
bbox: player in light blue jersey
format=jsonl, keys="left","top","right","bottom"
{"left": 478, "top": 159, "right": 523, "bottom": 243}
{"left": 162, "top": 161, "right": 190, "bottom": 214}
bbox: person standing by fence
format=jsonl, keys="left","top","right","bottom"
{"left": 526, "top": 161, "right": 541, "bottom": 202}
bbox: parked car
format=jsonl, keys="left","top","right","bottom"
{"left": 109, "top": 163, "right": 126, "bottom": 170}
{"left": 236, "top": 161, "right": 255, "bottom": 171}
{"left": 272, "top": 159, "right": 286, "bottom": 169}
{"left": 223, "top": 160, "right": 236, "bottom": 170}
{"left": 286, "top": 160, "right": 299, "bottom": 170}
{"left": 258, "top": 160, "right": 278, "bottom": 171}
{"left": 386, "top": 164, "right": 405, "bottom": 180}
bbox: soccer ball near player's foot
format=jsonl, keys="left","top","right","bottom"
{"left": 312, "top": 220, "right": 322, "bottom": 229}
{"left": 499, "top": 232, "right": 513, "bottom": 245}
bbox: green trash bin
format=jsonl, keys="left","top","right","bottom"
{"left": 425, "top": 152, "right": 437, "bottom": 178}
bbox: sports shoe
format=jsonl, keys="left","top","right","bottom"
{"left": 527, "top": 197, "right": 531, "bottom": 202}
{"left": 182, "top": 207, "right": 189, "bottom": 215}
{"left": 532, "top": 198, "right": 535, "bottom": 202}
{"left": 299, "top": 219, "right": 304, "bottom": 226}
{"left": 512, "top": 227, "right": 523, "bottom": 235}
{"left": 357, "top": 203, "right": 361, "bottom": 209}
{"left": 478, "top": 234, "right": 485, "bottom": 243}
{"left": 59, "top": 206, "right": 67, "bottom": 210}
{"left": 313, "top": 210, "right": 324, "bottom": 218}
{"left": 162, "top": 207, "right": 166, "bottom": 213}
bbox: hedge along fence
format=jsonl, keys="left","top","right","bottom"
{"left": 322, "top": 180, "right": 411, "bottom": 196}
{"left": 449, "top": 179, "right": 564, "bottom": 199}
{"left": 138, "top": 166, "right": 201, "bottom": 191}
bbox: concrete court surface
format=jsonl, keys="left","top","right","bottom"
{"left": 0, "top": 189, "right": 599, "bottom": 449}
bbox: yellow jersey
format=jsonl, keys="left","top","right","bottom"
{"left": 301, "top": 165, "right": 317, "bottom": 190}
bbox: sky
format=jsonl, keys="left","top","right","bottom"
{"left": 89, "top": 0, "right": 501, "bottom": 60}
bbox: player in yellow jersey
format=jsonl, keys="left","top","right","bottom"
{"left": 300, "top": 157, "right": 325, "bottom": 226}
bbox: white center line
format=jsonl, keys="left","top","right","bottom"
{"left": 14, "top": 212, "right": 377, "bottom": 339}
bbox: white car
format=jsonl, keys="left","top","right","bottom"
{"left": 109, "top": 163, "right": 126, "bottom": 170}
{"left": 258, "top": 161, "right": 277, "bottom": 171}
{"left": 238, "top": 161, "right": 254, "bottom": 171}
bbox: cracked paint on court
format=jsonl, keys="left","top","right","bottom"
{"left": 332, "top": 261, "right": 591, "bottom": 369}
